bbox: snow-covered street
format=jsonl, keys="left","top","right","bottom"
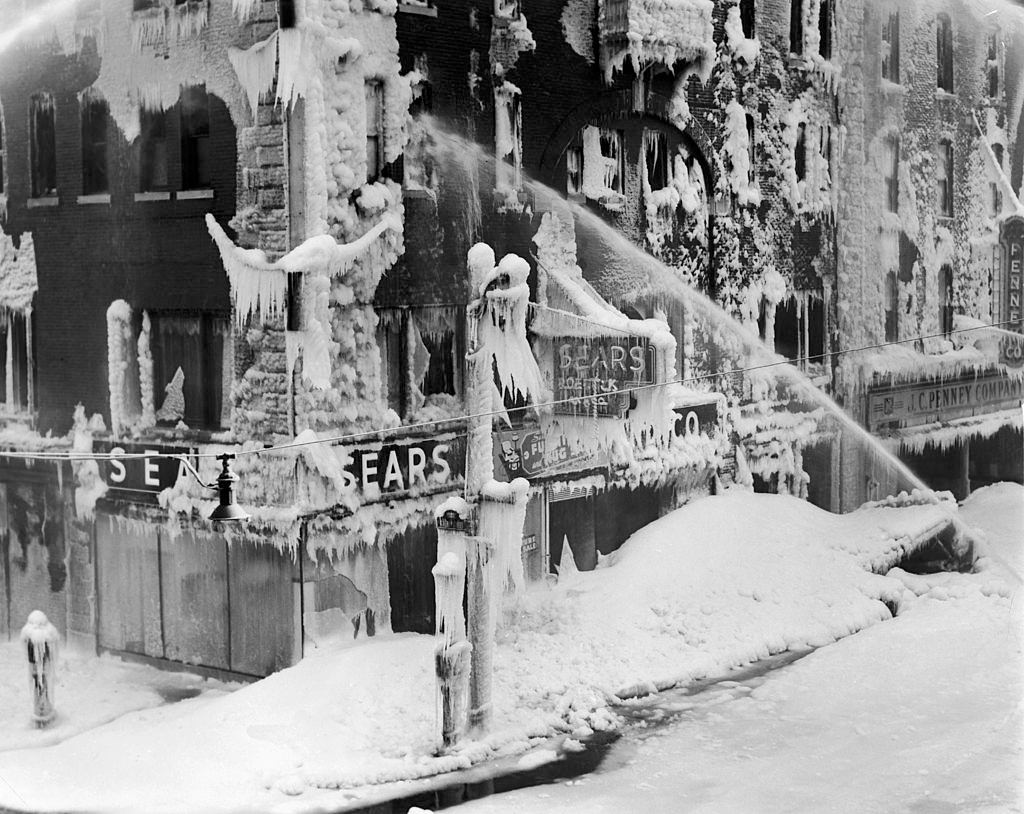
{"left": 0, "top": 486, "right": 1018, "bottom": 813}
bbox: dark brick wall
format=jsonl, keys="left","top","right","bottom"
{"left": 0, "top": 41, "right": 235, "bottom": 435}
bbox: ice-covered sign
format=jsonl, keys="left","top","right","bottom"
{"left": 553, "top": 336, "right": 656, "bottom": 417}
{"left": 673, "top": 400, "right": 720, "bottom": 437}
{"left": 345, "top": 437, "right": 466, "bottom": 495}
{"left": 1000, "top": 216, "right": 1024, "bottom": 331}
{"left": 492, "top": 427, "right": 606, "bottom": 480}
{"left": 95, "top": 441, "right": 197, "bottom": 497}
{"left": 867, "top": 374, "right": 1024, "bottom": 430}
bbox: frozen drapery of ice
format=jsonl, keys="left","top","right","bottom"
{"left": 723, "top": 99, "right": 760, "bottom": 206}
{"left": 137, "top": 311, "right": 156, "bottom": 428}
{"left": 479, "top": 478, "right": 530, "bottom": 616}
{"left": 20, "top": 610, "right": 59, "bottom": 725}
{"left": 0, "top": 232, "right": 38, "bottom": 314}
{"left": 600, "top": 0, "right": 715, "bottom": 84}
{"left": 227, "top": 32, "right": 278, "bottom": 115}
{"left": 725, "top": 3, "right": 760, "bottom": 67}
{"left": 205, "top": 211, "right": 399, "bottom": 328}
{"left": 106, "top": 299, "right": 137, "bottom": 437}
{"left": 472, "top": 247, "right": 544, "bottom": 405}
{"left": 433, "top": 496, "right": 472, "bottom": 647}
{"left": 71, "top": 405, "right": 108, "bottom": 519}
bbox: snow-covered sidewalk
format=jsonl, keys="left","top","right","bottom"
{"left": 0, "top": 489, "right": 1001, "bottom": 813}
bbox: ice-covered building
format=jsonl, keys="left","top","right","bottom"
{"left": 0, "top": 0, "right": 1022, "bottom": 679}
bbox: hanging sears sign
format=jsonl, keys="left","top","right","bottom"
{"left": 553, "top": 336, "right": 656, "bottom": 417}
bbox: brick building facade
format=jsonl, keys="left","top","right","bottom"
{"left": 0, "top": 0, "right": 1022, "bottom": 678}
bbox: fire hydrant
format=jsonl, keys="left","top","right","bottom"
{"left": 20, "top": 610, "right": 59, "bottom": 728}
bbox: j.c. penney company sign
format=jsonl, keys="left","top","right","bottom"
{"left": 867, "top": 373, "right": 1024, "bottom": 430}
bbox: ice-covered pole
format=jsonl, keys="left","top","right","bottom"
{"left": 21, "top": 610, "right": 58, "bottom": 728}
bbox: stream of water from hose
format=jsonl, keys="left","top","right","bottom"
{"left": 420, "top": 117, "right": 1023, "bottom": 586}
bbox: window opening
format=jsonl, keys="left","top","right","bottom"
{"left": 936, "top": 14, "right": 954, "bottom": 93}
{"left": 987, "top": 30, "right": 1000, "bottom": 99}
{"left": 938, "top": 265, "right": 954, "bottom": 337}
{"left": 566, "top": 145, "right": 582, "bottom": 195}
{"left": 0, "top": 107, "right": 6, "bottom": 195}
{"left": 496, "top": 87, "right": 522, "bottom": 191}
{"left": 936, "top": 138, "right": 954, "bottom": 217}
{"left": 365, "top": 79, "right": 385, "bottom": 182}
{"left": 746, "top": 114, "right": 757, "bottom": 181}
{"left": 795, "top": 123, "right": 807, "bottom": 182}
{"left": 884, "top": 271, "right": 899, "bottom": 342}
{"left": 740, "top": 0, "right": 755, "bottom": 39}
{"left": 818, "top": 0, "right": 833, "bottom": 60}
{"left": 820, "top": 124, "right": 832, "bottom": 185}
{"left": 81, "top": 95, "right": 109, "bottom": 195}
{"left": 29, "top": 93, "right": 57, "bottom": 198}
{"left": 600, "top": 128, "right": 624, "bottom": 194}
{"left": 790, "top": 0, "right": 803, "bottom": 55}
{"left": 151, "top": 312, "right": 229, "bottom": 431}
{"left": 0, "top": 309, "right": 35, "bottom": 413}
{"left": 405, "top": 74, "right": 437, "bottom": 192}
{"left": 882, "top": 11, "right": 900, "bottom": 83}
{"left": 644, "top": 129, "right": 668, "bottom": 190}
{"left": 180, "top": 86, "right": 210, "bottom": 190}
{"left": 139, "top": 108, "right": 168, "bottom": 191}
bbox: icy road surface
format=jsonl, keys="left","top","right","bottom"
{"left": 458, "top": 484, "right": 1024, "bottom": 814}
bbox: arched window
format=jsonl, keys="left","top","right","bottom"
{"left": 936, "top": 138, "right": 954, "bottom": 217}
{"left": 938, "top": 265, "right": 953, "bottom": 337}
{"left": 936, "top": 14, "right": 954, "bottom": 93}
{"left": 790, "top": 0, "right": 803, "bottom": 55}
{"left": 884, "top": 271, "right": 898, "bottom": 342}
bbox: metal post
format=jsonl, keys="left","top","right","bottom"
{"left": 21, "top": 611, "right": 58, "bottom": 728}
{"left": 466, "top": 536, "right": 493, "bottom": 734}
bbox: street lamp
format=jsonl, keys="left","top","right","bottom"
{"left": 177, "top": 453, "right": 250, "bottom": 522}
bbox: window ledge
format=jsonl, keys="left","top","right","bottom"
{"left": 176, "top": 188, "right": 214, "bottom": 200}
{"left": 77, "top": 193, "right": 111, "bottom": 204}
{"left": 398, "top": 3, "right": 437, "bottom": 16}
{"left": 403, "top": 186, "right": 437, "bottom": 200}
{"left": 27, "top": 196, "right": 58, "bottom": 208}
{"left": 935, "top": 89, "right": 957, "bottom": 100}
{"left": 135, "top": 191, "right": 171, "bottom": 202}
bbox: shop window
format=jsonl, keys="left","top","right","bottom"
{"left": 81, "top": 94, "right": 109, "bottom": 195}
{"left": 150, "top": 312, "right": 230, "bottom": 430}
{"left": 795, "top": 123, "right": 807, "bottom": 182}
{"left": 29, "top": 93, "right": 57, "bottom": 198}
{"left": 883, "top": 136, "right": 899, "bottom": 213}
{"left": 740, "top": 0, "right": 755, "bottom": 38}
{"left": 817, "top": 0, "right": 833, "bottom": 60}
{"left": 938, "top": 265, "right": 954, "bottom": 337}
{"left": 884, "top": 271, "right": 898, "bottom": 342}
{"left": 644, "top": 129, "right": 668, "bottom": 190}
{"left": 138, "top": 108, "right": 168, "bottom": 192}
{"left": 566, "top": 145, "right": 582, "bottom": 196}
{"left": 882, "top": 11, "right": 900, "bottom": 83}
{"left": 0, "top": 309, "right": 35, "bottom": 413}
{"left": 365, "top": 79, "right": 385, "bottom": 182}
{"left": 987, "top": 30, "right": 1000, "bottom": 99}
{"left": 936, "top": 138, "right": 954, "bottom": 217}
{"left": 936, "top": 14, "right": 954, "bottom": 93}
{"left": 789, "top": 0, "right": 803, "bottom": 55}
{"left": 180, "top": 86, "right": 210, "bottom": 191}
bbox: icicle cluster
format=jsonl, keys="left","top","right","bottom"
{"left": 479, "top": 478, "right": 530, "bottom": 622}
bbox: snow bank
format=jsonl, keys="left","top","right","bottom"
{"left": 0, "top": 492, "right": 961, "bottom": 812}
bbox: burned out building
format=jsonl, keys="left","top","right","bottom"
{"left": 0, "top": 0, "right": 1021, "bottom": 678}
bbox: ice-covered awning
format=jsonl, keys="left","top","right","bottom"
{"left": 0, "top": 231, "right": 37, "bottom": 313}
{"left": 880, "top": 407, "right": 1023, "bottom": 454}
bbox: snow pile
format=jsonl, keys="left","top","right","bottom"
{"left": 0, "top": 491, "right": 962, "bottom": 811}
{"left": 599, "top": 0, "right": 715, "bottom": 85}
{"left": 0, "top": 232, "right": 38, "bottom": 314}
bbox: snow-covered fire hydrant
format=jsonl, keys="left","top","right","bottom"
{"left": 21, "top": 610, "right": 59, "bottom": 727}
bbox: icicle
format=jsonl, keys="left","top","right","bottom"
{"left": 228, "top": 32, "right": 279, "bottom": 116}
{"left": 479, "top": 478, "right": 530, "bottom": 622}
{"left": 137, "top": 311, "right": 155, "bottom": 427}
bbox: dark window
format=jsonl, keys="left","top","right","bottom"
{"left": 365, "top": 79, "right": 384, "bottom": 181}
{"left": 936, "top": 14, "right": 954, "bottom": 93}
{"left": 151, "top": 313, "right": 229, "bottom": 430}
{"left": 0, "top": 309, "right": 35, "bottom": 412}
{"left": 81, "top": 95, "right": 109, "bottom": 195}
{"left": 884, "top": 136, "right": 899, "bottom": 213}
{"left": 882, "top": 11, "right": 900, "bottom": 83}
{"left": 818, "top": 0, "right": 833, "bottom": 60}
{"left": 740, "top": 0, "right": 755, "bottom": 38}
{"left": 938, "top": 265, "right": 954, "bottom": 337}
{"left": 987, "top": 30, "right": 1000, "bottom": 99}
{"left": 566, "top": 145, "right": 582, "bottom": 195}
{"left": 820, "top": 124, "right": 832, "bottom": 184}
{"left": 139, "top": 108, "right": 168, "bottom": 191}
{"left": 993, "top": 143, "right": 1004, "bottom": 169}
{"left": 936, "top": 138, "right": 954, "bottom": 217}
{"left": 884, "top": 271, "right": 899, "bottom": 342}
{"left": 746, "top": 114, "right": 757, "bottom": 180}
{"left": 795, "top": 123, "right": 807, "bottom": 182}
{"left": 29, "top": 93, "right": 57, "bottom": 198}
{"left": 644, "top": 129, "right": 668, "bottom": 190}
{"left": 132, "top": 0, "right": 158, "bottom": 10}
{"left": 775, "top": 299, "right": 799, "bottom": 360}
{"left": 0, "top": 110, "right": 5, "bottom": 195}
{"left": 600, "top": 128, "right": 624, "bottom": 194}
{"left": 180, "top": 86, "right": 211, "bottom": 190}
{"left": 790, "top": 0, "right": 803, "bottom": 54}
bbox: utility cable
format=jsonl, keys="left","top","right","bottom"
{"left": 0, "top": 319, "right": 1019, "bottom": 463}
